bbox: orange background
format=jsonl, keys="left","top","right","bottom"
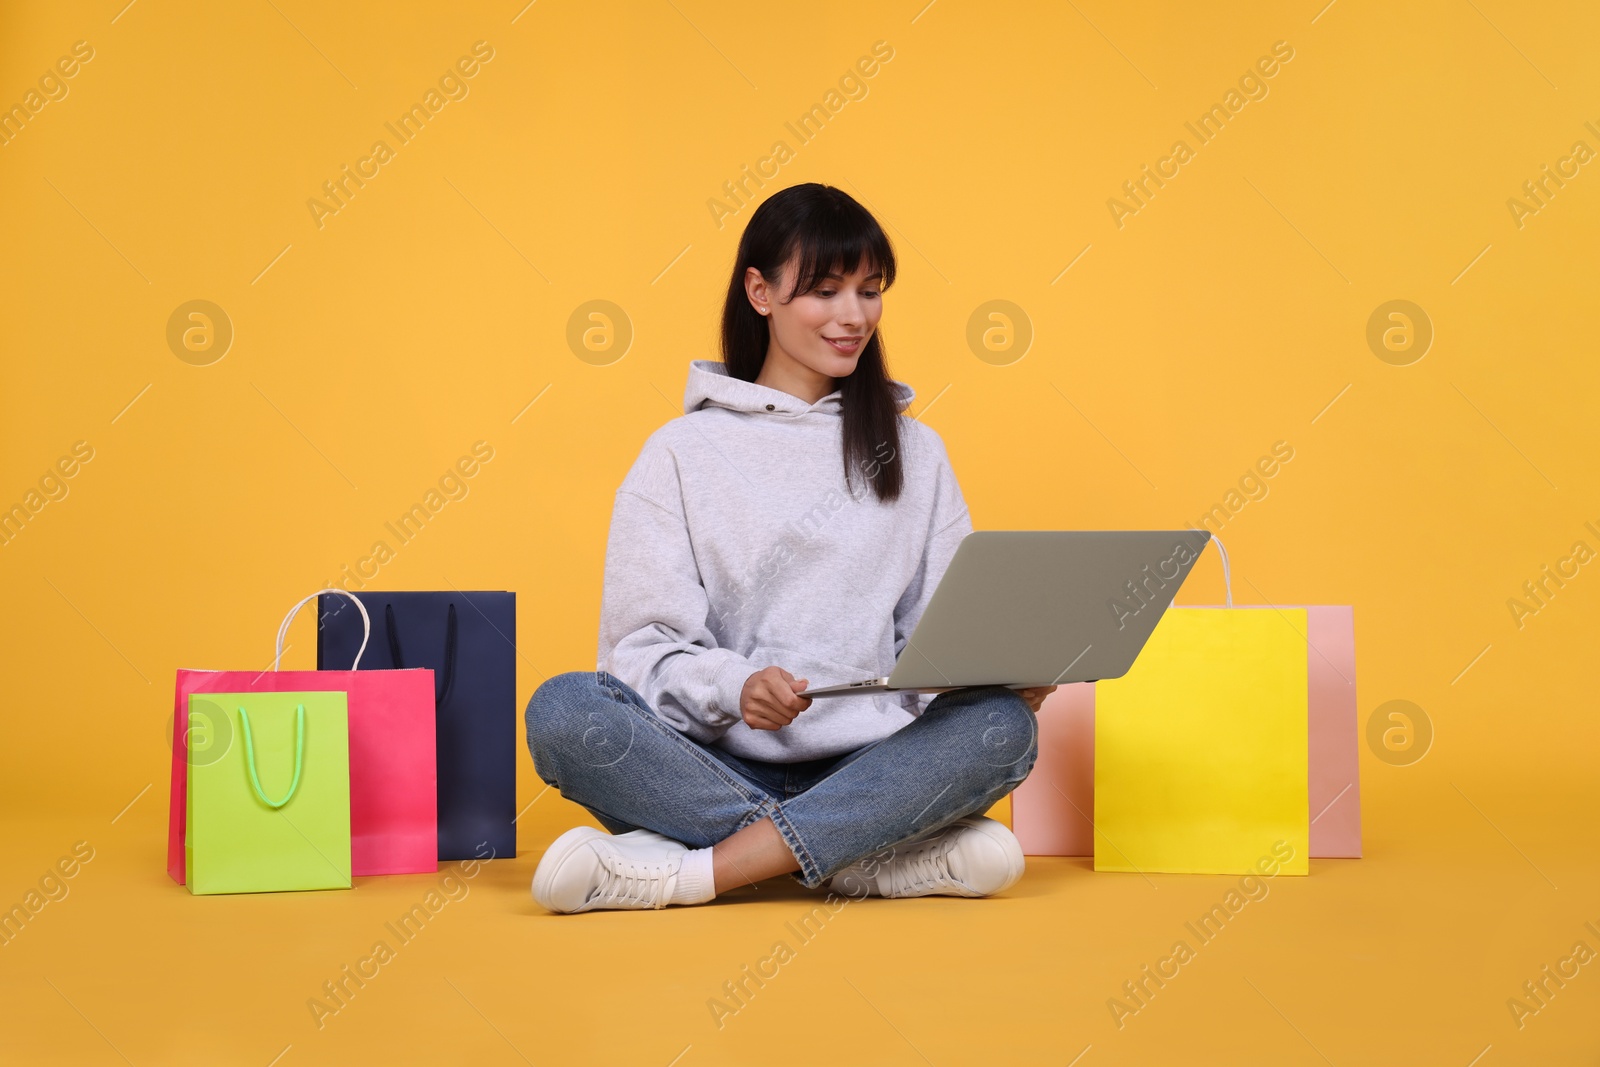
{"left": 2, "top": 1, "right": 1596, "bottom": 1063}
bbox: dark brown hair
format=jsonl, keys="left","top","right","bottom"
{"left": 719, "top": 183, "right": 904, "bottom": 503}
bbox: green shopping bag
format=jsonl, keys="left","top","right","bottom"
{"left": 185, "top": 691, "right": 353, "bottom": 894}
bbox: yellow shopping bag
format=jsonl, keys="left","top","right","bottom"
{"left": 1094, "top": 594, "right": 1309, "bottom": 876}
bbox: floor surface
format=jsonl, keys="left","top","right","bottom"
{"left": 3, "top": 768, "right": 1595, "bottom": 1066}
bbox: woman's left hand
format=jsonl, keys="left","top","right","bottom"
{"left": 1014, "top": 685, "right": 1058, "bottom": 714}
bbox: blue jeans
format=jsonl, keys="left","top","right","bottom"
{"left": 524, "top": 670, "right": 1039, "bottom": 888}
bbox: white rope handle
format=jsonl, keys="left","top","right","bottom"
{"left": 274, "top": 588, "right": 370, "bottom": 671}
{"left": 1209, "top": 532, "right": 1233, "bottom": 607}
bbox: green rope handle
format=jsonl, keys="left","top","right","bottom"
{"left": 237, "top": 703, "right": 306, "bottom": 809}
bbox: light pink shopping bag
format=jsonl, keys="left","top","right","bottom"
{"left": 167, "top": 590, "right": 438, "bottom": 882}
{"left": 1011, "top": 537, "right": 1362, "bottom": 858}
{"left": 1010, "top": 683, "right": 1095, "bottom": 856}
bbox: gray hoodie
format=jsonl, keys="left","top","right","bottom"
{"left": 597, "top": 358, "right": 973, "bottom": 763}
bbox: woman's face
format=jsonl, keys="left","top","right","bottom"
{"left": 747, "top": 256, "right": 884, "bottom": 380}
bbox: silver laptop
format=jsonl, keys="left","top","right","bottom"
{"left": 803, "top": 529, "right": 1211, "bottom": 697}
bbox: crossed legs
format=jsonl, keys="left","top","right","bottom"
{"left": 525, "top": 670, "right": 1038, "bottom": 891}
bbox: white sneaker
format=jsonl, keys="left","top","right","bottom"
{"left": 824, "top": 816, "right": 1025, "bottom": 898}
{"left": 532, "top": 826, "right": 689, "bottom": 913}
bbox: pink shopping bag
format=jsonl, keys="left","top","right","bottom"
{"left": 1010, "top": 682, "right": 1096, "bottom": 856}
{"left": 167, "top": 590, "right": 438, "bottom": 882}
{"left": 1011, "top": 536, "right": 1362, "bottom": 858}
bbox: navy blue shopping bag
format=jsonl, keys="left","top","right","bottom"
{"left": 317, "top": 591, "right": 517, "bottom": 861}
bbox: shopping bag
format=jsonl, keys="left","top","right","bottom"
{"left": 318, "top": 591, "right": 516, "bottom": 861}
{"left": 1303, "top": 605, "right": 1360, "bottom": 857}
{"left": 1009, "top": 682, "right": 1095, "bottom": 855}
{"left": 1094, "top": 538, "right": 1310, "bottom": 875}
{"left": 186, "top": 691, "right": 351, "bottom": 894}
{"left": 168, "top": 589, "right": 438, "bottom": 883}
{"left": 1186, "top": 604, "right": 1361, "bottom": 858}
{"left": 1012, "top": 538, "right": 1360, "bottom": 859}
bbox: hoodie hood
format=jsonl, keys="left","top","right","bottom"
{"left": 683, "top": 359, "right": 915, "bottom": 418}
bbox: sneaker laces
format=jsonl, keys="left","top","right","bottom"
{"left": 885, "top": 831, "right": 961, "bottom": 896}
{"left": 590, "top": 848, "right": 678, "bottom": 908}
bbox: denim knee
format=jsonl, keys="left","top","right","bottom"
{"left": 965, "top": 688, "right": 1039, "bottom": 791}
{"left": 525, "top": 671, "right": 605, "bottom": 783}
{"left": 526, "top": 671, "right": 645, "bottom": 784}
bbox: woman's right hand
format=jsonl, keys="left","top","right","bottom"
{"left": 740, "top": 666, "right": 812, "bottom": 731}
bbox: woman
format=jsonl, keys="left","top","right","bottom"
{"left": 525, "top": 183, "right": 1054, "bottom": 914}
